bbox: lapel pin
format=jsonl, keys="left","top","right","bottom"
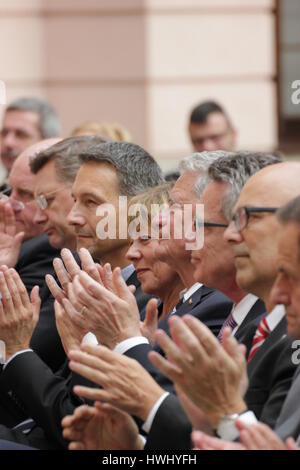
{"left": 189, "top": 298, "right": 193, "bottom": 305}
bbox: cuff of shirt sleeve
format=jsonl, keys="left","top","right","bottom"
{"left": 3, "top": 349, "right": 33, "bottom": 370}
{"left": 114, "top": 336, "right": 149, "bottom": 355}
{"left": 142, "top": 392, "right": 169, "bottom": 434}
{"left": 216, "top": 410, "right": 258, "bottom": 441}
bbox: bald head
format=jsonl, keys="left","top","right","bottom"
{"left": 9, "top": 137, "right": 62, "bottom": 241}
{"left": 225, "top": 161, "right": 300, "bottom": 306}
{"left": 239, "top": 162, "right": 300, "bottom": 207}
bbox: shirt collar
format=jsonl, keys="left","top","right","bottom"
{"left": 232, "top": 294, "right": 259, "bottom": 326}
{"left": 181, "top": 282, "right": 203, "bottom": 303}
{"left": 121, "top": 263, "right": 135, "bottom": 283}
{"left": 266, "top": 304, "right": 286, "bottom": 331}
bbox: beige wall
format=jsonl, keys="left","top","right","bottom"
{"left": 0, "top": 0, "right": 277, "bottom": 171}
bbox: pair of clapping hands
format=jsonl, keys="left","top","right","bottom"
{"left": 46, "top": 248, "right": 159, "bottom": 354}
{"left": 61, "top": 316, "right": 299, "bottom": 451}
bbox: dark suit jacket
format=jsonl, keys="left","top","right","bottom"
{"left": 275, "top": 365, "right": 300, "bottom": 440}
{"left": 145, "top": 307, "right": 296, "bottom": 450}
{"left": 16, "top": 235, "right": 60, "bottom": 294}
{"left": 245, "top": 317, "right": 297, "bottom": 429}
{"left": 235, "top": 299, "right": 266, "bottom": 357}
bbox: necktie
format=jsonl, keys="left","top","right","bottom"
{"left": 248, "top": 315, "right": 271, "bottom": 362}
{"left": 218, "top": 310, "right": 237, "bottom": 342}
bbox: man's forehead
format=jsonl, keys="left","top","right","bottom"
{"left": 279, "top": 224, "right": 300, "bottom": 262}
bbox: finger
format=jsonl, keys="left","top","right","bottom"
{"left": 102, "top": 263, "right": 114, "bottom": 292}
{"left": 53, "top": 257, "right": 71, "bottom": 292}
{"left": 148, "top": 350, "right": 183, "bottom": 382}
{"left": 168, "top": 315, "right": 207, "bottom": 360}
{"left": 153, "top": 327, "right": 190, "bottom": 367}
{"left": 4, "top": 269, "right": 25, "bottom": 312}
{"left": 183, "top": 314, "right": 222, "bottom": 358}
{"left": 14, "top": 231, "right": 25, "bottom": 247}
{"left": 144, "top": 298, "right": 158, "bottom": 328}
{"left": 79, "top": 248, "right": 102, "bottom": 283}
{"left": 30, "top": 285, "right": 41, "bottom": 322}
{"left": 73, "top": 385, "right": 110, "bottom": 403}
{"left": 112, "top": 267, "right": 133, "bottom": 301}
{"left": 11, "top": 269, "right": 31, "bottom": 309}
{"left": 46, "top": 274, "right": 66, "bottom": 303}
{"left": 222, "top": 328, "right": 245, "bottom": 361}
{"left": 61, "top": 248, "right": 81, "bottom": 279}
{"left": 69, "top": 442, "right": 85, "bottom": 451}
{"left": 61, "top": 414, "right": 75, "bottom": 429}
{"left": 285, "top": 437, "right": 299, "bottom": 450}
{"left": 61, "top": 298, "right": 86, "bottom": 330}
{"left": 69, "top": 348, "right": 111, "bottom": 375}
{"left": 4, "top": 202, "right": 17, "bottom": 237}
{"left": 128, "top": 284, "right": 136, "bottom": 295}
{"left": 239, "top": 429, "right": 258, "bottom": 450}
{"left": 63, "top": 428, "right": 83, "bottom": 442}
{"left": 67, "top": 279, "right": 86, "bottom": 312}
{"left": 0, "top": 270, "right": 16, "bottom": 317}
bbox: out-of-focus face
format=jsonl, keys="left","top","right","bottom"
{"left": 68, "top": 161, "right": 129, "bottom": 259}
{"left": 34, "top": 160, "right": 75, "bottom": 249}
{"left": 188, "top": 112, "right": 236, "bottom": 152}
{"left": 224, "top": 179, "right": 280, "bottom": 299}
{"left": 154, "top": 171, "right": 199, "bottom": 270}
{"left": 190, "top": 181, "right": 236, "bottom": 293}
{"left": 270, "top": 223, "right": 300, "bottom": 339}
{"left": 126, "top": 234, "right": 179, "bottom": 297}
{"left": 8, "top": 156, "right": 42, "bottom": 240}
{"left": 0, "top": 110, "right": 41, "bottom": 172}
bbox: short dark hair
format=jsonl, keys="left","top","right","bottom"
{"left": 78, "top": 141, "right": 165, "bottom": 196}
{"left": 190, "top": 100, "right": 232, "bottom": 127}
{"left": 277, "top": 196, "right": 300, "bottom": 225}
{"left": 196, "top": 151, "right": 283, "bottom": 221}
{"left": 7, "top": 97, "right": 61, "bottom": 138}
{"left": 30, "top": 135, "right": 109, "bottom": 185}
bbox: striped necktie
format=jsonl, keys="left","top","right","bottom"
{"left": 248, "top": 315, "right": 271, "bottom": 362}
{"left": 218, "top": 310, "right": 237, "bottom": 342}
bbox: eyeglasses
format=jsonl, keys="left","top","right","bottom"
{"left": 194, "top": 214, "right": 228, "bottom": 231}
{"left": 35, "top": 188, "right": 66, "bottom": 210}
{"left": 231, "top": 206, "right": 279, "bottom": 232}
{"left": 0, "top": 192, "right": 25, "bottom": 211}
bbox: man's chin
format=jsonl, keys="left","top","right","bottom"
{"left": 76, "top": 237, "right": 94, "bottom": 252}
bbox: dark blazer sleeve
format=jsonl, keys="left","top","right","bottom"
{"left": 1, "top": 352, "right": 83, "bottom": 448}
{"left": 15, "top": 235, "right": 60, "bottom": 294}
{"left": 144, "top": 394, "right": 192, "bottom": 450}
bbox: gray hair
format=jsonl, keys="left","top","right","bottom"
{"left": 277, "top": 196, "right": 300, "bottom": 225}
{"left": 78, "top": 141, "right": 165, "bottom": 196}
{"left": 196, "top": 151, "right": 283, "bottom": 221}
{"left": 30, "top": 135, "right": 109, "bottom": 185}
{"left": 7, "top": 97, "right": 61, "bottom": 138}
{"left": 179, "top": 150, "right": 234, "bottom": 175}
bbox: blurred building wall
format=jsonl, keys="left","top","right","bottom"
{"left": 0, "top": 0, "right": 277, "bottom": 170}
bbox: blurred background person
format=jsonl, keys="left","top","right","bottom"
{"left": 0, "top": 97, "right": 61, "bottom": 190}
{"left": 71, "top": 120, "right": 132, "bottom": 142}
{"left": 188, "top": 100, "right": 237, "bottom": 153}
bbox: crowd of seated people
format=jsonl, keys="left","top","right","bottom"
{"left": 0, "top": 96, "right": 299, "bottom": 452}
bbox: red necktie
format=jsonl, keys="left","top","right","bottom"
{"left": 248, "top": 316, "right": 271, "bottom": 362}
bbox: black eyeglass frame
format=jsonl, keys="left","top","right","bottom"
{"left": 194, "top": 214, "right": 228, "bottom": 230}
{"left": 231, "top": 206, "right": 279, "bottom": 231}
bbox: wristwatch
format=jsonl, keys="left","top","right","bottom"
{"left": 216, "top": 410, "right": 258, "bottom": 441}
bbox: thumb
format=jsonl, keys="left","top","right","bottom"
{"left": 144, "top": 298, "right": 158, "bottom": 329}
{"left": 14, "top": 231, "right": 24, "bottom": 246}
{"left": 30, "top": 285, "right": 41, "bottom": 320}
{"left": 112, "top": 267, "right": 132, "bottom": 300}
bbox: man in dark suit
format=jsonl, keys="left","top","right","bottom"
{"left": 192, "top": 195, "right": 300, "bottom": 450}
{"left": 145, "top": 162, "right": 300, "bottom": 449}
